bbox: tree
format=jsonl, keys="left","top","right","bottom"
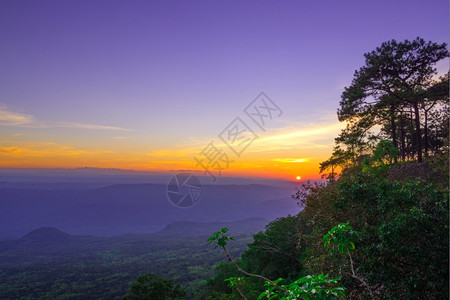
{"left": 319, "top": 146, "right": 353, "bottom": 181}
{"left": 208, "top": 227, "right": 346, "bottom": 299}
{"left": 242, "top": 215, "right": 310, "bottom": 281}
{"left": 422, "top": 73, "right": 449, "bottom": 156}
{"left": 123, "top": 273, "right": 186, "bottom": 300}
{"left": 338, "top": 38, "right": 448, "bottom": 162}
{"left": 361, "top": 140, "right": 399, "bottom": 176}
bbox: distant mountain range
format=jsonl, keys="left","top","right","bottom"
{"left": 0, "top": 182, "right": 300, "bottom": 239}
{"left": 0, "top": 217, "right": 268, "bottom": 265}
{"left": 0, "top": 170, "right": 304, "bottom": 299}
{"left": 0, "top": 167, "right": 302, "bottom": 186}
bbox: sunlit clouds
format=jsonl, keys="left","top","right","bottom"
{"left": 0, "top": 147, "right": 23, "bottom": 154}
{"left": 0, "top": 105, "right": 34, "bottom": 126}
{"left": 0, "top": 104, "right": 130, "bottom": 131}
{"left": 272, "top": 158, "right": 310, "bottom": 163}
{"left": 0, "top": 104, "right": 346, "bottom": 179}
{"left": 0, "top": 98, "right": 346, "bottom": 179}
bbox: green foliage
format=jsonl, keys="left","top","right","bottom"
{"left": 323, "top": 223, "right": 360, "bottom": 255}
{"left": 362, "top": 140, "right": 399, "bottom": 176}
{"left": 294, "top": 151, "right": 448, "bottom": 298}
{"left": 371, "top": 140, "right": 399, "bottom": 165}
{"left": 258, "top": 275, "right": 345, "bottom": 300}
{"left": 224, "top": 276, "right": 244, "bottom": 288}
{"left": 205, "top": 216, "right": 312, "bottom": 298}
{"left": 123, "top": 273, "right": 186, "bottom": 300}
{"left": 208, "top": 228, "right": 235, "bottom": 249}
{"left": 331, "top": 174, "right": 447, "bottom": 298}
{"left": 209, "top": 225, "right": 347, "bottom": 300}
{"left": 243, "top": 216, "right": 309, "bottom": 280}
{"left": 369, "top": 180, "right": 449, "bottom": 298}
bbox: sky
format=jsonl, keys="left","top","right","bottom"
{"left": 0, "top": 0, "right": 448, "bottom": 180}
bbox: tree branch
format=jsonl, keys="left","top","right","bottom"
{"left": 221, "top": 245, "right": 289, "bottom": 293}
{"left": 346, "top": 249, "right": 375, "bottom": 299}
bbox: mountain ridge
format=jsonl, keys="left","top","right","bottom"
{"left": 0, "top": 183, "right": 299, "bottom": 239}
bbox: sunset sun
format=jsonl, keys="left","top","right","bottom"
{"left": 296, "top": 176, "right": 301, "bottom": 181}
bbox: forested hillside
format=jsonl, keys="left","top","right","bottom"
{"left": 200, "top": 153, "right": 448, "bottom": 299}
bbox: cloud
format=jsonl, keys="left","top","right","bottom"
{"left": 141, "top": 121, "right": 343, "bottom": 165}
{"left": 260, "top": 122, "right": 342, "bottom": 142}
{"left": 0, "top": 104, "right": 131, "bottom": 131}
{"left": 238, "top": 121, "right": 344, "bottom": 154}
{"left": 272, "top": 158, "right": 309, "bottom": 163}
{"left": 0, "top": 147, "right": 22, "bottom": 154}
{"left": 0, "top": 142, "right": 115, "bottom": 157}
{"left": 0, "top": 105, "right": 34, "bottom": 126}
{"left": 51, "top": 122, "right": 131, "bottom": 131}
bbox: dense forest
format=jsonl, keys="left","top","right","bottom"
{"left": 0, "top": 219, "right": 268, "bottom": 299}
{"left": 125, "top": 38, "right": 449, "bottom": 299}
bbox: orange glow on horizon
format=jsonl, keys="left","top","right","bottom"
{"left": 0, "top": 145, "right": 327, "bottom": 180}
{"left": 0, "top": 122, "right": 338, "bottom": 181}
{"left": 0, "top": 154, "right": 323, "bottom": 181}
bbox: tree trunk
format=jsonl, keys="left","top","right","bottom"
{"left": 410, "top": 107, "right": 416, "bottom": 160}
{"left": 424, "top": 110, "right": 429, "bottom": 157}
{"left": 413, "top": 102, "right": 422, "bottom": 163}
{"left": 390, "top": 103, "right": 398, "bottom": 163}
{"left": 400, "top": 113, "right": 406, "bottom": 161}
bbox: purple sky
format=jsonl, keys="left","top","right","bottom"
{"left": 0, "top": 0, "right": 448, "bottom": 177}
